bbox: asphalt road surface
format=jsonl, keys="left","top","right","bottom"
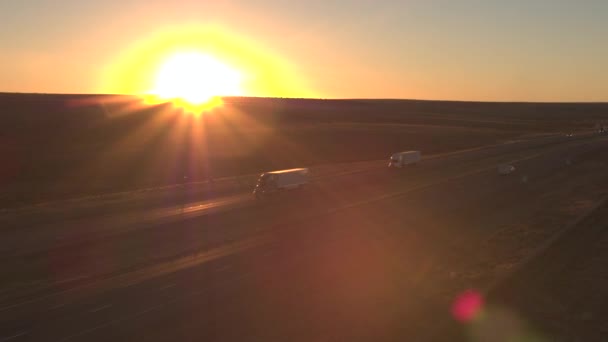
{"left": 1, "top": 132, "right": 608, "bottom": 341}
{"left": 480, "top": 196, "right": 608, "bottom": 341}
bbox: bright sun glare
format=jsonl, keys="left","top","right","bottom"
{"left": 151, "top": 52, "right": 242, "bottom": 112}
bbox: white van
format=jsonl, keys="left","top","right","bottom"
{"left": 253, "top": 168, "right": 310, "bottom": 199}
{"left": 388, "top": 151, "right": 421, "bottom": 168}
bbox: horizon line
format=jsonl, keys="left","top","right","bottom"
{"left": 1, "top": 92, "right": 607, "bottom": 105}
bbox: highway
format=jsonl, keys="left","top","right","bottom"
{"left": 484, "top": 197, "right": 608, "bottom": 341}
{"left": 1, "top": 132, "right": 608, "bottom": 341}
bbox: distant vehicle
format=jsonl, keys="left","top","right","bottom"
{"left": 498, "top": 164, "right": 516, "bottom": 175}
{"left": 565, "top": 133, "right": 574, "bottom": 137}
{"left": 253, "top": 168, "right": 310, "bottom": 199}
{"left": 599, "top": 127, "right": 606, "bottom": 134}
{"left": 388, "top": 151, "right": 421, "bottom": 168}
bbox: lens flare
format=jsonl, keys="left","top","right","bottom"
{"left": 452, "top": 289, "right": 484, "bottom": 322}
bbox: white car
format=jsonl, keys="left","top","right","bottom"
{"left": 498, "top": 164, "right": 515, "bottom": 175}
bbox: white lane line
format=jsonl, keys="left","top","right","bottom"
{"left": 59, "top": 306, "right": 158, "bottom": 341}
{"left": 60, "top": 268, "right": 261, "bottom": 341}
{"left": 50, "top": 302, "right": 69, "bottom": 311}
{"left": 169, "top": 196, "right": 248, "bottom": 216}
{"left": 89, "top": 304, "right": 112, "bottom": 313}
{"left": 54, "top": 275, "right": 87, "bottom": 285}
{"left": 0, "top": 331, "right": 28, "bottom": 341}
{"left": 0, "top": 235, "right": 269, "bottom": 313}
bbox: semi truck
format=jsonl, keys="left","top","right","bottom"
{"left": 388, "top": 151, "right": 421, "bottom": 168}
{"left": 253, "top": 168, "right": 310, "bottom": 199}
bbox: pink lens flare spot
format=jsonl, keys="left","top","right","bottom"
{"left": 452, "top": 289, "right": 484, "bottom": 322}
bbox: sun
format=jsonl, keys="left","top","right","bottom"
{"left": 150, "top": 52, "right": 243, "bottom": 112}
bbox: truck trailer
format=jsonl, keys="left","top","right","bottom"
{"left": 253, "top": 168, "right": 310, "bottom": 199}
{"left": 388, "top": 151, "right": 421, "bottom": 168}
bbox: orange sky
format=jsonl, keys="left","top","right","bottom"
{"left": 1, "top": 0, "right": 607, "bottom": 101}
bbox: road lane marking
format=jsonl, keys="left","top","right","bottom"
{"left": 54, "top": 275, "right": 87, "bottom": 285}
{"left": 60, "top": 242, "right": 316, "bottom": 341}
{"left": 59, "top": 260, "right": 263, "bottom": 341}
{"left": 59, "top": 307, "right": 158, "bottom": 342}
{"left": 483, "top": 196, "right": 608, "bottom": 296}
{"left": 158, "top": 283, "right": 176, "bottom": 291}
{"left": 171, "top": 196, "right": 247, "bottom": 216}
{"left": 50, "top": 302, "right": 69, "bottom": 311}
{"left": 315, "top": 134, "right": 565, "bottom": 180}
{"left": 0, "top": 235, "right": 272, "bottom": 313}
{"left": 89, "top": 304, "right": 112, "bottom": 313}
{"left": 323, "top": 151, "right": 547, "bottom": 216}
{"left": 0, "top": 332, "right": 28, "bottom": 341}
{"left": 9, "top": 194, "right": 253, "bottom": 260}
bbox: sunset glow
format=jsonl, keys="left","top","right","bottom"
{"left": 150, "top": 52, "right": 242, "bottom": 111}
{"left": 98, "top": 25, "right": 316, "bottom": 110}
